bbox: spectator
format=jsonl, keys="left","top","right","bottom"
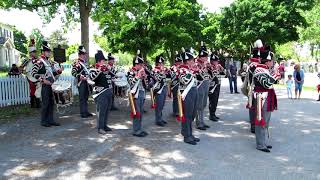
{"left": 227, "top": 58, "right": 239, "bottom": 94}
{"left": 293, "top": 64, "right": 305, "bottom": 99}
{"left": 279, "top": 61, "right": 285, "bottom": 84}
{"left": 238, "top": 63, "right": 248, "bottom": 82}
{"left": 286, "top": 75, "right": 293, "bottom": 99}
{"left": 8, "top": 64, "right": 21, "bottom": 76}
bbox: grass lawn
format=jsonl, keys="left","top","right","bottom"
{"left": 274, "top": 84, "right": 317, "bottom": 92}
{"left": 0, "top": 71, "right": 8, "bottom": 77}
{"left": 0, "top": 105, "right": 34, "bottom": 123}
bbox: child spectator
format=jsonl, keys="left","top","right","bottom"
{"left": 8, "top": 64, "right": 21, "bottom": 76}
{"left": 286, "top": 75, "right": 293, "bottom": 99}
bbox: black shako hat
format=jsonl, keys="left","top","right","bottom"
{"left": 198, "top": 41, "right": 209, "bottom": 57}
{"left": 108, "top": 53, "right": 115, "bottom": 61}
{"left": 133, "top": 50, "right": 144, "bottom": 66}
{"left": 95, "top": 50, "right": 106, "bottom": 63}
{"left": 175, "top": 51, "right": 183, "bottom": 63}
{"left": 181, "top": 48, "right": 194, "bottom": 62}
{"left": 78, "top": 45, "right": 87, "bottom": 55}
{"left": 260, "top": 50, "right": 274, "bottom": 64}
{"left": 41, "top": 41, "right": 51, "bottom": 52}
{"left": 155, "top": 54, "right": 165, "bottom": 64}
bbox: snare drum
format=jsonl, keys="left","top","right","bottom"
{"left": 113, "top": 72, "right": 129, "bottom": 98}
{"left": 52, "top": 80, "right": 72, "bottom": 105}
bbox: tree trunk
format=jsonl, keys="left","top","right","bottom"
{"left": 79, "top": 0, "right": 90, "bottom": 56}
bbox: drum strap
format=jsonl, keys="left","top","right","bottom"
{"left": 40, "top": 59, "right": 55, "bottom": 81}
{"left": 79, "top": 62, "right": 90, "bottom": 75}
{"left": 209, "top": 82, "right": 217, "bottom": 94}
{"left": 92, "top": 87, "right": 110, "bottom": 99}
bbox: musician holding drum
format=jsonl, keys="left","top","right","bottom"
{"left": 127, "top": 50, "right": 149, "bottom": 137}
{"left": 89, "top": 51, "right": 115, "bottom": 134}
{"left": 71, "top": 45, "right": 93, "bottom": 118}
{"left": 31, "top": 41, "right": 63, "bottom": 127}
{"left": 20, "top": 38, "right": 41, "bottom": 108}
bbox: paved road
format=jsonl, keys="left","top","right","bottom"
{"left": 0, "top": 79, "right": 319, "bottom": 180}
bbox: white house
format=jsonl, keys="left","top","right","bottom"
{"left": 0, "top": 22, "right": 20, "bottom": 68}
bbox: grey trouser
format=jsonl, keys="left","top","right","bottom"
{"left": 79, "top": 81, "right": 90, "bottom": 116}
{"left": 133, "top": 90, "right": 145, "bottom": 134}
{"left": 155, "top": 86, "right": 167, "bottom": 123}
{"left": 255, "top": 100, "right": 272, "bottom": 149}
{"left": 41, "top": 84, "right": 54, "bottom": 124}
{"left": 208, "top": 84, "right": 221, "bottom": 116}
{"left": 172, "top": 85, "right": 179, "bottom": 115}
{"left": 181, "top": 87, "right": 198, "bottom": 140}
{"left": 196, "top": 80, "right": 209, "bottom": 128}
{"left": 95, "top": 89, "right": 112, "bottom": 129}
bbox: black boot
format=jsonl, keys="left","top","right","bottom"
{"left": 318, "top": 95, "right": 320, "bottom": 101}
{"left": 35, "top": 98, "right": 41, "bottom": 108}
{"left": 250, "top": 125, "right": 255, "bottom": 133}
{"left": 209, "top": 114, "right": 218, "bottom": 122}
{"left": 30, "top": 96, "right": 36, "bottom": 108}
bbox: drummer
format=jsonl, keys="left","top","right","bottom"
{"left": 90, "top": 51, "right": 115, "bottom": 134}
{"left": 107, "top": 53, "right": 119, "bottom": 111}
{"left": 32, "top": 41, "right": 63, "bottom": 127}
{"left": 71, "top": 45, "right": 93, "bottom": 118}
{"left": 20, "top": 38, "right": 41, "bottom": 108}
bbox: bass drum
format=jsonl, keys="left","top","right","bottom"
{"left": 25, "top": 60, "right": 38, "bottom": 82}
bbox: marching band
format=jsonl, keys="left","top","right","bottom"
{"left": 22, "top": 39, "right": 280, "bottom": 151}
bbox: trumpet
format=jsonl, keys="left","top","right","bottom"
{"left": 96, "top": 63, "right": 116, "bottom": 76}
{"left": 150, "top": 86, "right": 156, "bottom": 108}
{"left": 129, "top": 92, "right": 137, "bottom": 118}
{"left": 190, "top": 63, "right": 200, "bottom": 73}
{"left": 177, "top": 90, "right": 184, "bottom": 122}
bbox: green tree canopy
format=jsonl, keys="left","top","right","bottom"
{"left": 92, "top": 0, "right": 203, "bottom": 64}
{"left": 218, "top": 0, "right": 315, "bottom": 60}
{"left": 29, "top": 28, "right": 44, "bottom": 56}
{"left": 0, "top": 0, "right": 97, "bottom": 53}
{"left": 48, "top": 30, "right": 68, "bottom": 49}
{"left": 12, "top": 27, "right": 27, "bottom": 55}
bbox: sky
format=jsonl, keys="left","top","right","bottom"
{"left": 0, "top": 0, "right": 234, "bottom": 55}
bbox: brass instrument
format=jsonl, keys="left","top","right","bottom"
{"left": 177, "top": 90, "right": 184, "bottom": 121}
{"left": 129, "top": 91, "right": 137, "bottom": 117}
{"left": 96, "top": 63, "right": 117, "bottom": 76}
{"left": 150, "top": 86, "right": 156, "bottom": 108}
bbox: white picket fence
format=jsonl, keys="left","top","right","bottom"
{"left": 0, "top": 75, "right": 78, "bottom": 107}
